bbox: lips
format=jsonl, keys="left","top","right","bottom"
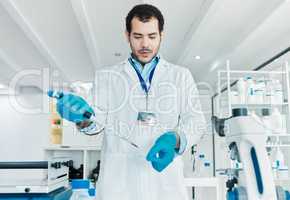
{"left": 139, "top": 49, "right": 152, "bottom": 54}
{"left": 140, "top": 53, "right": 150, "bottom": 58}
{"left": 139, "top": 51, "right": 152, "bottom": 57}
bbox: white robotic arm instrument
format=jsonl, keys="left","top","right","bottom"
{"left": 213, "top": 108, "right": 290, "bottom": 200}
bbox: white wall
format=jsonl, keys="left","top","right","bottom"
{"left": 0, "top": 91, "right": 50, "bottom": 181}
{"left": 0, "top": 92, "right": 50, "bottom": 161}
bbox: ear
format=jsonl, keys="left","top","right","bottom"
{"left": 160, "top": 31, "right": 164, "bottom": 40}
{"left": 125, "top": 31, "right": 130, "bottom": 43}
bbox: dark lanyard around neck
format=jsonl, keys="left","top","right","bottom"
{"left": 128, "top": 58, "right": 157, "bottom": 94}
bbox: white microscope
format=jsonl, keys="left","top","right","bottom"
{"left": 213, "top": 108, "right": 290, "bottom": 200}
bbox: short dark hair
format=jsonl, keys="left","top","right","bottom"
{"left": 126, "top": 4, "right": 164, "bottom": 34}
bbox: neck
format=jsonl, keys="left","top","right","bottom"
{"left": 131, "top": 53, "right": 145, "bottom": 67}
{"left": 131, "top": 53, "right": 157, "bottom": 68}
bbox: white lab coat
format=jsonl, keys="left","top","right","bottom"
{"left": 93, "top": 57, "right": 206, "bottom": 200}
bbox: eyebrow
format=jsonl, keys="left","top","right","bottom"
{"left": 148, "top": 33, "right": 158, "bottom": 36}
{"left": 133, "top": 33, "right": 143, "bottom": 36}
{"left": 132, "top": 32, "right": 158, "bottom": 36}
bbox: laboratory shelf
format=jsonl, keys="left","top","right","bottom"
{"left": 183, "top": 177, "right": 226, "bottom": 200}
{"left": 231, "top": 103, "right": 288, "bottom": 108}
{"left": 218, "top": 70, "right": 287, "bottom": 82}
{"left": 266, "top": 134, "right": 290, "bottom": 137}
{"left": 274, "top": 178, "right": 290, "bottom": 182}
{"left": 218, "top": 70, "right": 286, "bottom": 75}
{"left": 265, "top": 144, "right": 290, "bottom": 148}
{"left": 215, "top": 65, "right": 290, "bottom": 119}
{"left": 44, "top": 145, "right": 101, "bottom": 151}
{"left": 45, "top": 145, "right": 101, "bottom": 179}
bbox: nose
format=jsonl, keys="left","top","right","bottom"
{"left": 141, "top": 37, "right": 149, "bottom": 48}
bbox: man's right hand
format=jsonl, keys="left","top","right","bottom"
{"left": 47, "top": 90, "right": 94, "bottom": 124}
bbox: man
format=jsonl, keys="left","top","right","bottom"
{"left": 49, "top": 4, "right": 206, "bottom": 200}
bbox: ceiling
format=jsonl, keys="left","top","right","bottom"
{"left": 0, "top": 0, "right": 290, "bottom": 94}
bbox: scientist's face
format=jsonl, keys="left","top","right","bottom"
{"left": 126, "top": 17, "right": 163, "bottom": 65}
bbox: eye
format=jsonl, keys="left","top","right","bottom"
{"left": 134, "top": 36, "right": 142, "bottom": 39}
{"left": 149, "top": 36, "right": 156, "bottom": 39}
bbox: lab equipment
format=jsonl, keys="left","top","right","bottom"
{"left": 47, "top": 90, "right": 94, "bottom": 123}
{"left": 265, "top": 79, "right": 282, "bottom": 104}
{"left": 70, "top": 179, "right": 95, "bottom": 200}
{"left": 230, "top": 91, "right": 239, "bottom": 104}
{"left": 49, "top": 96, "right": 63, "bottom": 145}
{"left": 69, "top": 164, "right": 84, "bottom": 179}
{"left": 0, "top": 158, "right": 72, "bottom": 196}
{"left": 191, "top": 145, "right": 197, "bottom": 172}
{"left": 213, "top": 108, "right": 290, "bottom": 200}
{"left": 271, "top": 107, "right": 287, "bottom": 134}
{"left": 237, "top": 78, "right": 246, "bottom": 104}
{"left": 254, "top": 79, "right": 266, "bottom": 104}
{"left": 272, "top": 80, "right": 283, "bottom": 104}
{"left": 0, "top": 187, "right": 72, "bottom": 200}
{"left": 50, "top": 118, "right": 62, "bottom": 144}
{"left": 245, "top": 76, "right": 255, "bottom": 104}
{"left": 261, "top": 108, "right": 272, "bottom": 134}
{"left": 274, "top": 147, "right": 289, "bottom": 179}
{"left": 146, "top": 131, "right": 177, "bottom": 172}
{"left": 232, "top": 75, "right": 285, "bottom": 105}
{"left": 277, "top": 166, "right": 289, "bottom": 179}
{"left": 89, "top": 160, "right": 101, "bottom": 182}
{"left": 261, "top": 108, "right": 287, "bottom": 134}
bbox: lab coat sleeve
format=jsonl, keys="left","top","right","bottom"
{"left": 79, "top": 69, "right": 110, "bottom": 135}
{"left": 176, "top": 68, "right": 207, "bottom": 153}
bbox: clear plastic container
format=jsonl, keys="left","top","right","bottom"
{"left": 70, "top": 179, "right": 96, "bottom": 200}
{"left": 245, "top": 77, "right": 256, "bottom": 104}
{"left": 277, "top": 166, "right": 289, "bottom": 179}
{"left": 237, "top": 78, "right": 246, "bottom": 104}
{"left": 271, "top": 108, "right": 287, "bottom": 134}
{"left": 255, "top": 79, "right": 266, "bottom": 104}
{"left": 230, "top": 91, "right": 239, "bottom": 104}
{"left": 261, "top": 108, "right": 272, "bottom": 135}
{"left": 50, "top": 100, "right": 63, "bottom": 144}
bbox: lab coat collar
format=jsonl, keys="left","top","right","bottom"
{"left": 122, "top": 55, "right": 169, "bottom": 86}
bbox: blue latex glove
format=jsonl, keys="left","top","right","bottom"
{"left": 146, "top": 132, "right": 177, "bottom": 172}
{"left": 47, "top": 90, "right": 94, "bottom": 123}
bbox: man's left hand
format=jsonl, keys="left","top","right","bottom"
{"left": 146, "top": 131, "right": 179, "bottom": 172}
